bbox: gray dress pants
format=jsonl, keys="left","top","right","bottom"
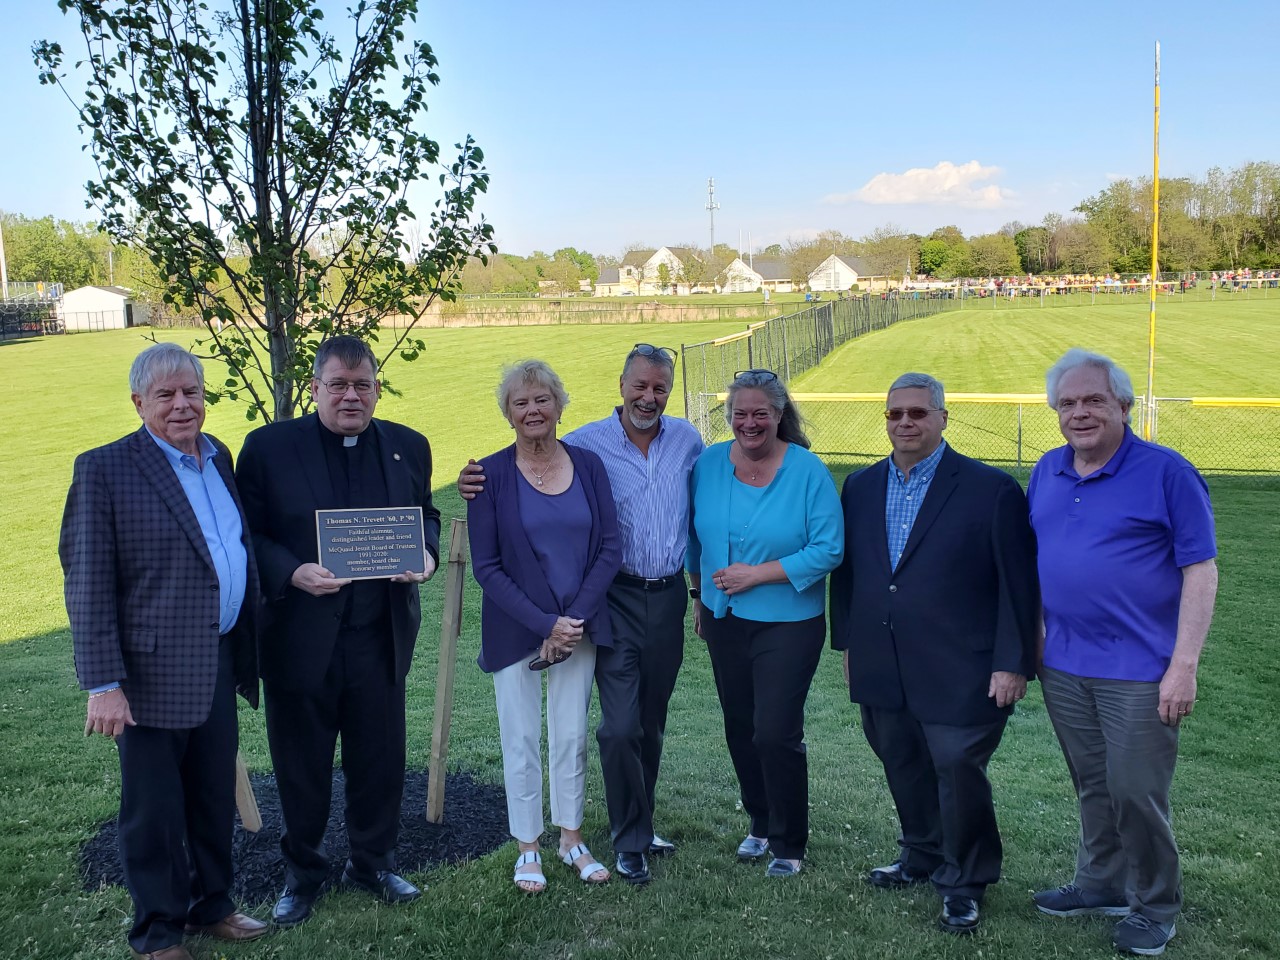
{"left": 1041, "top": 666, "right": 1182, "bottom": 923}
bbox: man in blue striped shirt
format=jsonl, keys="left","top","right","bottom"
{"left": 459, "top": 344, "right": 703, "bottom": 886}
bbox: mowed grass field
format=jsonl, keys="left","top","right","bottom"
{"left": 799, "top": 296, "right": 1280, "bottom": 395}
{"left": 1, "top": 304, "right": 1278, "bottom": 960}
{"left": 790, "top": 297, "right": 1280, "bottom": 474}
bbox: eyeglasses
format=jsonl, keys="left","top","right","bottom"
{"left": 630, "top": 343, "right": 677, "bottom": 361}
{"left": 528, "top": 651, "right": 573, "bottom": 671}
{"left": 885, "top": 407, "right": 942, "bottom": 421}
{"left": 319, "top": 379, "right": 377, "bottom": 396}
{"left": 733, "top": 369, "right": 779, "bottom": 383}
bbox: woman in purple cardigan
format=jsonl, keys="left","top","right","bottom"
{"left": 467, "top": 360, "right": 622, "bottom": 894}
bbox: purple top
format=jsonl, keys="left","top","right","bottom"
{"left": 517, "top": 471, "right": 591, "bottom": 610}
{"left": 467, "top": 443, "right": 621, "bottom": 673}
{"left": 1028, "top": 427, "right": 1217, "bottom": 682}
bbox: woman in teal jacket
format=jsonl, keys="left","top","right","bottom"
{"left": 687, "top": 369, "right": 843, "bottom": 877}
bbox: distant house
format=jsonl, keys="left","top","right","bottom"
{"left": 60, "top": 285, "right": 152, "bottom": 332}
{"left": 594, "top": 266, "right": 632, "bottom": 296}
{"left": 597, "top": 246, "right": 711, "bottom": 295}
{"left": 750, "top": 257, "right": 795, "bottom": 294}
{"left": 808, "top": 254, "right": 874, "bottom": 292}
{"left": 616, "top": 249, "right": 655, "bottom": 294}
{"left": 720, "top": 258, "right": 763, "bottom": 293}
{"left": 595, "top": 246, "right": 803, "bottom": 296}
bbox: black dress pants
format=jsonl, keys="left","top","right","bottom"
{"left": 116, "top": 636, "right": 238, "bottom": 953}
{"left": 860, "top": 704, "right": 1008, "bottom": 899}
{"left": 265, "top": 620, "right": 406, "bottom": 891}
{"left": 595, "top": 578, "right": 687, "bottom": 853}
{"left": 703, "top": 609, "right": 825, "bottom": 861}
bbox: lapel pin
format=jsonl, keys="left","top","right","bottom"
{"left": 393, "top": 453, "right": 402, "bottom": 461}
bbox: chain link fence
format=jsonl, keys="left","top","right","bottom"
{"left": 690, "top": 393, "right": 1277, "bottom": 477}
{"left": 680, "top": 294, "right": 953, "bottom": 440}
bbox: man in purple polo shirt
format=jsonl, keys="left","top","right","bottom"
{"left": 1027, "top": 348, "right": 1218, "bottom": 958}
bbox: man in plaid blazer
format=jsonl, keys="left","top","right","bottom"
{"left": 236, "top": 335, "right": 440, "bottom": 926}
{"left": 60, "top": 343, "right": 267, "bottom": 960}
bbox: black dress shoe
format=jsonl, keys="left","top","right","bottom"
{"left": 866, "top": 859, "right": 932, "bottom": 889}
{"left": 648, "top": 834, "right": 677, "bottom": 857}
{"left": 340, "top": 866, "right": 422, "bottom": 904}
{"left": 615, "top": 851, "right": 650, "bottom": 885}
{"left": 938, "top": 895, "right": 981, "bottom": 934}
{"left": 272, "top": 887, "right": 317, "bottom": 927}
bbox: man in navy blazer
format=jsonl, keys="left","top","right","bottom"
{"left": 236, "top": 336, "right": 440, "bottom": 926}
{"left": 60, "top": 343, "right": 267, "bottom": 960}
{"left": 829, "top": 372, "right": 1039, "bottom": 935}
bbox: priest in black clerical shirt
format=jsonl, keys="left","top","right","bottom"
{"left": 237, "top": 336, "right": 441, "bottom": 927}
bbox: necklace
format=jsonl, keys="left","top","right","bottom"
{"left": 520, "top": 455, "right": 557, "bottom": 487}
{"left": 736, "top": 443, "right": 774, "bottom": 483}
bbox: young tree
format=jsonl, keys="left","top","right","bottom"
{"left": 36, "top": 0, "right": 494, "bottom": 421}
{"left": 967, "top": 233, "right": 1021, "bottom": 277}
{"left": 916, "top": 239, "right": 950, "bottom": 277}
{"left": 860, "top": 224, "right": 918, "bottom": 279}
{"left": 1013, "top": 226, "right": 1049, "bottom": 274}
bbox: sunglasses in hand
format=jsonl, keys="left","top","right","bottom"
{"left": 528, "top": 650, "right": 573, "bottom": 671}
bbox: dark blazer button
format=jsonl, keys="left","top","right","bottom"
{"left": 888, "top": 584, "right": 898, "bottom": 593}
{"left": 209, "top": 620, "right": 219, "bottom": 628}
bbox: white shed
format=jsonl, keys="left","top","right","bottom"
{"left": 60, "top": 285, "right": 152, "bottom": 332}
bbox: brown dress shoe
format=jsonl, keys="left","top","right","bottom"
{"left": 130, "top": 946, "right": 194, "bottom": 960}
{"left": 184, "top": 910, "right": 270, "bottom": 941}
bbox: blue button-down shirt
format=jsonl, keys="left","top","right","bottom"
{"left": 564, "top": 409, "right": 704, "bottom": 578}
{"left": 885, "top": 440, "right": 947, "bottom": 571}
{"left": 148, "top": 429, "right": 248, "bottom": 633}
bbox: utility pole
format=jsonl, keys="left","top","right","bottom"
{"left": 705, "top": 178, "right": 720, "bottom": 259}
{"left": 0, "top": 218, "right": 9, "bottom": 300}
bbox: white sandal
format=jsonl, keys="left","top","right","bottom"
{"left": 513, "top": 850, "right": 546, "bottom": 893}
{"left": 560, "top": 842, "right": 609, "bottom": 884}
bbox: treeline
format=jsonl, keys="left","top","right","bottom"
{"left": 6, "top": 163, "right": 1278, "bottom": 297}
{"left": 464, "top": 162, "right": 1280, "bottom": 293}
{"left": 0, "top": 212, "right": 182, "bottom": 315}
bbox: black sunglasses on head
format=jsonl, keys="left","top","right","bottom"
{"left": 631, "top": 343, "right": 677, "bottom": 361}
{"left": 734, "top": 369, "right": 779, "bottom": 383}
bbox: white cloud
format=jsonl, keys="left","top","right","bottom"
{"left": 825, "top": 160, "right": 1011, "bottom": 208}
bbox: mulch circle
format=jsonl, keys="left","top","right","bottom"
{"left": 80, "top": 769, "right": 509, "bottom": 906}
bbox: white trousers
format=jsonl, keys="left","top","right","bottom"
{"left": 492, "top": 636, "right": 597, "bottom": 843}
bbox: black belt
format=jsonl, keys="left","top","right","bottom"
{"left": 614, "top": 571, "right": 684, "bottom": 591}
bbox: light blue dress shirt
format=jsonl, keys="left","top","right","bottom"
{"left": 148, "top": 429, "right": 248, "bottom": 633}
{"left": 687, "top": 441, "right": 844, "bottom": 622}
{"left": 564, "top": 409, "right": 703, "bottom": 578}
{"left": 884, "top": 440, "right": 947, "bottom": 571}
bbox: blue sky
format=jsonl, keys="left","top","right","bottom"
{"left": 1, "top": 0, "right": 1275, "bottom": 257}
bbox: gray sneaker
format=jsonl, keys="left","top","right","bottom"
{"left": 1112, "top": 914, "right": 1176, "bottom": 955}
{"left": 1033, "top": 882, "right": 1130, "bottom": 917}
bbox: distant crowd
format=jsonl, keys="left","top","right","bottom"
{"left": 894, "top": 270, "right": 1280, "bottom": 298}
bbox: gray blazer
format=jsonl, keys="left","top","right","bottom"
{"left": 59, "top": 427, "right": 260, "bottom": 728}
